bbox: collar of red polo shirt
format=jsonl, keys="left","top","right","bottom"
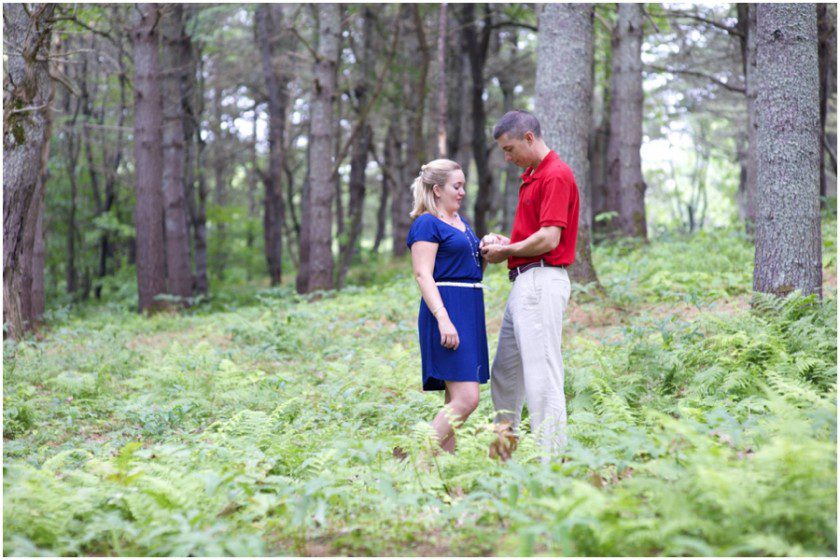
{"left": 520, "top": 150, "right": 559, "bottom": 184}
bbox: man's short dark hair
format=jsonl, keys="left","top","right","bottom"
{"left": 493, "top": 110, "right": 542, "bottom": 140}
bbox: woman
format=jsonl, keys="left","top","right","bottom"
{"left": 406, "top": 159, "right": 489, "bottom": 453}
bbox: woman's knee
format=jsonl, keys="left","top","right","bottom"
{"left": 450, "top": 389, "right": 479, "bottom": 416}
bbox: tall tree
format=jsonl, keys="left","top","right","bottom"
{"left": 3, "top": 3, "right": 56, "bottom": 338}
{"left": 497, "top": 29, "right": 521, "bottom": 233}
{"left": 23, "top": 88, "right": 53, "bottom": 325}
{"left": 60, "top": 43, "right": 82, "bottom": 297}
{"left": 210, "top": 82, "right": 228, "bottom": 279}
{"left": 605, "top": 3, "right": 647, "bottom": 240}
{"left": 460, "top": 3, "right": 495, "bottom": 237}
{"left": 436, "top": 3, "right": 448, "bottom": 158}
{"left": 131, "top": 3, "right": 167, "bottom": 312}
{"left": 256, "top": 3, "right": 291, "bottom": 286}
{"left": 390, "top": 6, "right": 424, "bottom": 257}
{"left": 302, "top": 3, "right": 341, "bottom": 292}
{"left": 160, "top": 4, "right": 194, "bottom": 302}
{"left": 535, "top": 3, "right": 601, "bottom": 287}
{"left": 753, "top": 4, "right": 822, "bottom": 299}
{"left": 817, "top": 4, "right": 836, "bottom": 202}
{"left": 738, "top": 4, "right": 758, "bottom": 233}
{"left": 591, "top": 4, "right": 613, "bottom": 237}
{"left": 338, "top": 7, "right": 376, "bottom": 287}
{"left": 190, "top": 39, "right": 209, "bottom": 295}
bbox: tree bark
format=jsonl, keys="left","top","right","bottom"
{"left": 753, "top": 4, "right": 822, "bottom": 299}
{"left": 339, "top": 7, "right": 375, "bottom": 287}
{"left": 210, "top": 84, "right": 227, "bottom": 280}
{"left": 296, "top": 123, "right": 313, "bottom": 293}
{"left": 460, "top": 3, "right": 495, "bottom": 237}
{"left": 22, "top": 109, "right": 52, "bottom": 324}
{"left": 737, "top": 4, "right": 759, "bottom": 234}
{"left": 62, "top": 57, "right": 82, "bottom": 297}
{"left": 256, "top": 3, "right": 290, "bottom": 286}
{"left": 817, "top": 3, "right": 834, "bottom": 203}
{"left": 99, "top": 23, "right": 128, "bottom": 295}
{"left": 605, "top": 3, "right": 647, "bottom": 240}
{"left": 372, "top": 145, "right": 390, "bottom": 253}
{"left": 3, "top": 3, "right": 56, "bottom": 338}
{"left": 390, "top": 8, "right": 422, "bottom": 257}
{"left": 131, "top": 3, "right": 167, "bottom": 312}
{"left": 31, "top": 168, "right": 47, "bottom": 319}
{"left": 160, "top": 3, "right": 193, "bottom": 302}
{"left": 536, "top": 4, "right": 601, "bottom": 287}
{"left": 303, "top": 3, "right": 341, "bottom": 292}
{"left": 591, "top": 5, "right": 612, "bottom": 237}
{"left": 436, "top": 3, "right": 448, "bottom": 158}
{"left": 190, "top": 39, "right": 209, "bottom": 294}
{"left": 497, "top": 29, "right": 520, "bottom": 233}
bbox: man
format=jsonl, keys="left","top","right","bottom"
{"left": 480, "top": 110, "right": 579, "bottom": 460}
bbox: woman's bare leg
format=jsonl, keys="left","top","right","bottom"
{"left": 431, "top": 381, "right": 479, "bottom": 453}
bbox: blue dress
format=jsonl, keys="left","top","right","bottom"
{"left": 406, "top": 213, "right": 490, "bottom": 391}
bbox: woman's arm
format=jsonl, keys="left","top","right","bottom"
{"left": 411, "top": 241, "right": 460, "bottom": 350}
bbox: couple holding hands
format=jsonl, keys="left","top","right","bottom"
{"left": 408, "top": 110, "right": 579, "bottom": 460}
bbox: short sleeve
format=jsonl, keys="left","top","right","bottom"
{"left": 407, "top": 214, "right": 441, "bottom": 248}
{"left": 539, "top": 175, "right": 572, "bottom": 228}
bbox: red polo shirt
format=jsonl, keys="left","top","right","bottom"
{"left": 508, "top": 150, "right": 579, "bottom": 269}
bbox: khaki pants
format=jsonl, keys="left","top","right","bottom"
{"left": 491, "top": 266, "right": 571, "bottom": 458}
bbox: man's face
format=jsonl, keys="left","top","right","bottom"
{"left": 496, "top": 132, "right": 533, "bottom": 169}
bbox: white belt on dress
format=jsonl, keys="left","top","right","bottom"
{"left": 435, "top": 281, "right": 487, "bottom": 289}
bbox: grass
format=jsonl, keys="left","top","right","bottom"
{"left": 3, "top": 214, "right": 836, "bottom": 556}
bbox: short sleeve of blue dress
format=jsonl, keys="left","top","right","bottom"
{"left": 407, "top": 213, "right": 490, "bottom": 391}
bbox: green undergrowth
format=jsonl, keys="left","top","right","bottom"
{"left": 4, "top": 217, "right": 836, "bottom": 556}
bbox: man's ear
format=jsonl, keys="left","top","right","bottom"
{"left": 523, "top": 131, "right": 535, "bottom": 145}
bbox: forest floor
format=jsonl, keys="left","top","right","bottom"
{"left": 4, "top": 213, "right": 837, "bottom": 556}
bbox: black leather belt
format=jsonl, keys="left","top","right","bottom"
{"left": 508, "top": 259, "right": 567, "bottom": 282}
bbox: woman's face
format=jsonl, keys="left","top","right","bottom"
{"left": 435, "top": 169, "right": 466, "bottom": 214}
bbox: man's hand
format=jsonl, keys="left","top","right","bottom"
{"left": 488, "top": 421, "right": 519, "bottom": 462}
{"left": 481, "top": 243, "right": 509, "bottom": 264}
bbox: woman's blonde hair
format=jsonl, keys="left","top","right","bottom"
{"left": 409, "top": 159, "right": 462, "bottom": 219}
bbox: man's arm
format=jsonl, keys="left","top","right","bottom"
{"left": 480, "top": 226, "right": 562, "bottom": 264}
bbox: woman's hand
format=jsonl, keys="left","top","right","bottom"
{"left": 480, "top": 233, "right": 510, "bottom": 248}
{"left": 438, "top": 317, "right": 460, "bottom": 350}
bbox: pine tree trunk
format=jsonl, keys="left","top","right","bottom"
{"left": 498, "top": 30, "right": 520, "bottom": 233}
{"left": 131, "top": 3, "right": 167, "bottom": 312}
{"left": 101, "top": 28, "right": 128, "bottom": 292}
{"left": 817, "top": 3, "right": 833, "bottom": 203}
{"left": 591, "top": 8, "right": 612, "bottom": 236}
{"left": 390, "top": 17, "right": 416, "bottom": 257}
{"left": 446, "top": 41, "right": 464, "bottom": 163}
{"left": 753, "top": 4, "right": 822, "bottom": 299}
{"left": 296, "top": 128, "right": 313, "bottom": 293}
{"left": 606, "top": 3, "right": 647, "bottom": 240}
{"left": 338, "top": 8, "right": 375, "bottom": 287}
{"left": 31, "top": 173, "right": 46, "bottom": 319}
{"left": 461, "top": 4, "right": 494, "bottom": 237}
{"left": 211, "top": 84, "right": 227, "bottom": 280}
{"left": 30, "top": 58, "right": 53, "bottom": 320}
{"left": 436, "top": 3, "right": 448, "bottom": 158}
{"left": 256, "top": 3, "right": 290, "bottom": 286}
{"left": 304, "top": 3, "right": 340, "bottom": 292}
{"left": 62, "top": 62, "right": 82, "bottom": 297}
{"left": 373, "top": 149, "right": 390, "bottom": 253}
{"left": 740, "top": 4, "right": 759, "bottom": 234}
{"left": 192, "top": 45, "right": 209, "bottom": 295}
{"left": 536, "top": 4, "right": 601, "bottom": 287}
{"left": 3, "top": 3, "right": 55, "bottom": 338}
{"left": 160, "top": 4, "right": 193, "bottom": 302}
